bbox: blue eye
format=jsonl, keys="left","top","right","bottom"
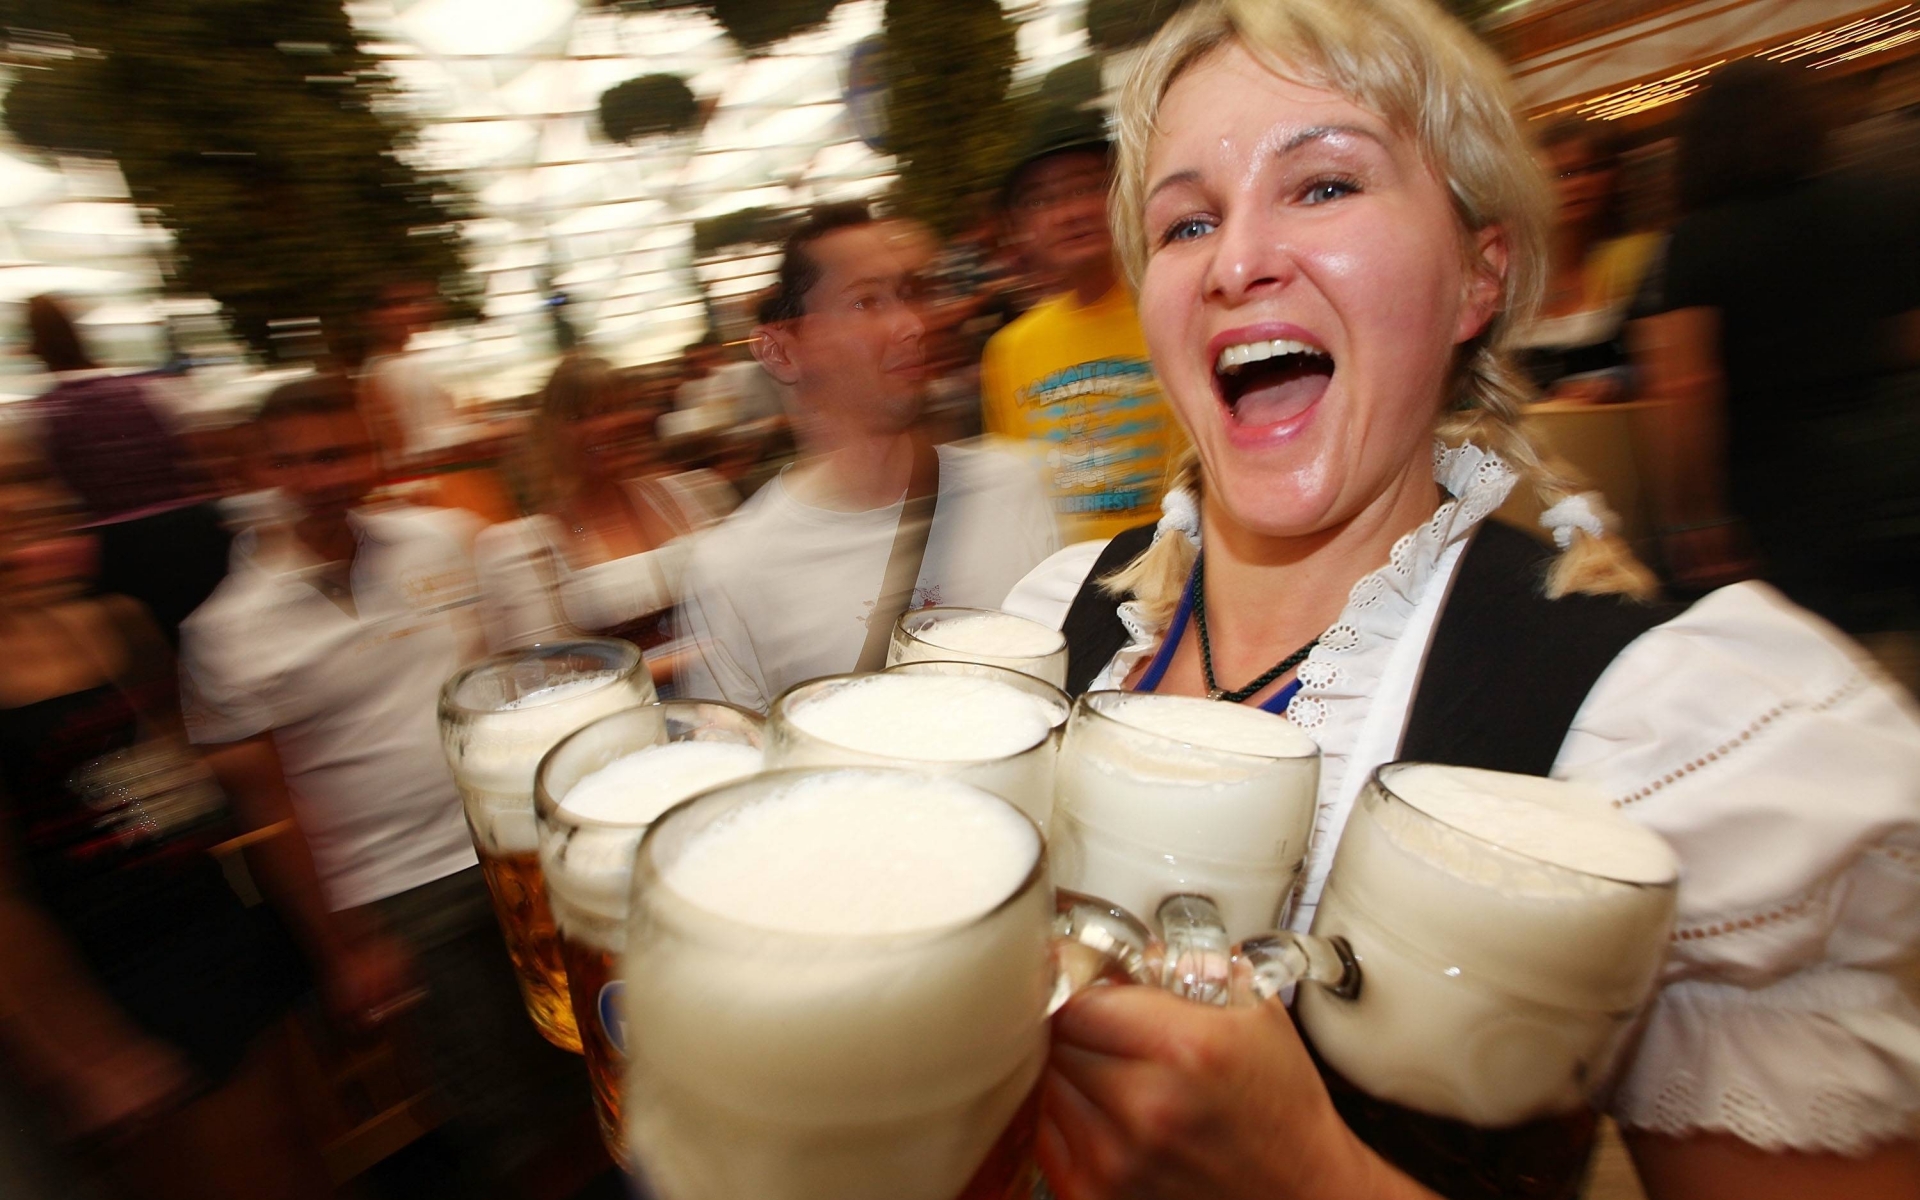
{"left": 1161, "top": 216, "right": 1216, "bottom": 244}
{"left": 1302, "top": 178, "right": 1359, "bottom": 205}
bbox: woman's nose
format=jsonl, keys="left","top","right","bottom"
{"left": 1205, "top": 210, "right": 1299, "bottom": 306}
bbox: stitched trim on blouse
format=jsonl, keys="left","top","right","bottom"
{"left": 1612, "top": 673, "right": 1872, "bottom": 809}
{"left": 1670, "top": 888, "right": 1824, "bottom": 943}
{"left": 1870, "top": 843, "right": 1920, "bottom": 871}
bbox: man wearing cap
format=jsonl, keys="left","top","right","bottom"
{"left": 981, "top": 109, "right": 1178, "bottom": 543}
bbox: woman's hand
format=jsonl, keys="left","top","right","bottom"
{"left": 1040, "top": 985, "right": 1421, "bottom": 1200}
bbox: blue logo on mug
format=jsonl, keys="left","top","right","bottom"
{"left": 598, "top": 981, "right": 627, "bottom": 1057}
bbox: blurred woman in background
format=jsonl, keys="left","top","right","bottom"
{"left": 1511, "top": 119, "right": 1661, "bottom": 404}
{"left": 0, "top": 430, "right": 331, "bottom": 1200}
{"left": 1637, "top": 58, "right": 1920, "bottom": 628}
{"left": 24, "top": 295, "right": 231, "bottom": 646}
{"left": 475, "top": 355, "right": 732, "bottom": 686}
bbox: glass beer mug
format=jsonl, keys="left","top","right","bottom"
{"left": 535, "top": 699, "right": 765, "bottom": 1165}
{"left": 887, "top": 606, "right": 1070, "bottom": 689}
{"left": 621, "top": 767, "right": 1152, "bottom": 1200}
{"left": 1051, "top": 691, "right": 1320, "bottom": 998}
{"left": 1224, "top": 763, "right": 1680, "bottom": 1200}
{"left": 438, "top": 638, "right": 655, "bottom": 1051}
{"left": 767, "top": 671, "right": 1062, "bottom": 828}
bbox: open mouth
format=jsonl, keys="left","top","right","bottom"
{"left": 1214, "top": 337, "right": 1335, "bottom": 428}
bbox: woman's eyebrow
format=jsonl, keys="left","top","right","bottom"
{"left": 1144, "top": 124, "right": 1389, "bottom": 204}
{"left": 1281, "top": 124, "right": 1387, "bottom": 154}
{"left": 1143, "top": 169, "right": 1201, "bottom": 206}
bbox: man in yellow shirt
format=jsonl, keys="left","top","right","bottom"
{"left": 981, "top": 110, "right": 1177, "bottom": 542}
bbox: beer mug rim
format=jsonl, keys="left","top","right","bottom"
{"left": 1069, "top": 690, "right": 1321, "bottom": 767}
{"left": 633, "top": 766, "right": 1049, "bottom": 948}
{"left": 1369, "top": 762, "right": 1680, "bottom": 891}
{"left": 893, "top": 605, "right": 1068, "bottom": 658}
{"left": 438, "top": 637, "right": 644, "bottom": 723}
{"left": 769, "top": 672, "right": 1056, "bottom": 762}
{"left": 883, "top": 659, "right": 1071, "bottom": 730}
{"left": 534, "top": 698, "right": 767, "bottom": 830}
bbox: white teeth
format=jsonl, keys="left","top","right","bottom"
{"left": 1215, "top": 338, "right": 1326, "bottom": 374}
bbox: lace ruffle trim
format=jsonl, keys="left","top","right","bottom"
{"left": 1098, "top": 442, "right": 1518, "bottom": 702}
{"left": 1613, "top": 971, "right": 1920, "bottom": 1155}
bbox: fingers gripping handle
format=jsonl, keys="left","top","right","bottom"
{"left": 1050, "top": 890, "right": 1159, "bottom": 1015}
{"left": 1157, "top": 894, "right": 1233, "bottom": 1006}
{"left": 1234, "top": 931, "right": 1362, "bottom": 1003}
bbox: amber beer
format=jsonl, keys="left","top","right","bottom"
{"left": 476, "top": 851, "right": 572, "bottom": 1043}
{"left": 536, "top": 701, "right": 766, "bottom": 1163}
{"left": 1236, "top": 763, "right": 1678, "bottom": 1200}
{"left": 439, "top": 639, "right": 654, "bottom": 1051}
{"left": 624, "top": 768, "right": 1135, "bottom": 1200}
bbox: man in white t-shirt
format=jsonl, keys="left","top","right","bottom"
{"left": 676, "top": 203, "right": 1058, "bottom": 710}
{"left": 179, "top": 377, "right": 586, "bottom": 1185}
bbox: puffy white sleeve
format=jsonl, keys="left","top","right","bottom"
{"left": 1001, "top": 539, "right": 1110, "bottom": 630}
{"left": 1553, "top": 582, "right": 1920, "bottom": 1154}
{"left": 474, "top": 518, "right": 571, "bottom": 651}
{"left": 557, "top": 540, "right": 692, "bottom": 635}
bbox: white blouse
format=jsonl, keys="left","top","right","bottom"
{"left": 1003, "top": 443, "right": 1920, "bottom": 1155}
{"left": 473, "top": 474, "right": 733, "bottom": 652}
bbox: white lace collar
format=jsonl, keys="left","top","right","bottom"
{"left": 1106, "top": 441, "right": 1520, "bottom": 705}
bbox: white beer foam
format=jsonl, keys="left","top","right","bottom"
{"left": 500, "top": 676, "right": 618, "bottom": 710}
{"left": 1099, "top": 692, "right": 1319, "bottom": 760}
{"left": 1385, "top": 764, "right": 1677, "bottom": 886}
{"left": 787, "top": 674, "right": 1052, "bottom": 762}
{"left": 545, "top": 741, "right": 763, "bottom": 945}
{"left": 911, "top": 611, "right": 1064, "bottom": 658}
{"left": 665, "top": 772, "right": 1038, "bottom": 936}
{"left": 450, "top": 671, "right": 650, "bottom": 854}
{"left": 1298, "top": 764, "right": 1678, "bottom": 1127}
{"left": 563, "top": 741, "right": 764, "bottom": 826}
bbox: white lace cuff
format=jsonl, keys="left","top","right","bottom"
{"left": 1611, "top": 969, "right": 1920, "bottom": 1155}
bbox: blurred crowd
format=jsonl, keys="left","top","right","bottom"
{"left": 0, "top": 44, "right": 1915, "bottom": 1200}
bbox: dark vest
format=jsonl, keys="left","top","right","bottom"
{"left": 1060, "top": 520, "right": 1675, "bottom": 776}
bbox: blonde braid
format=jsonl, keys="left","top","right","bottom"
{"left": 1100, "top": 446, "right": 1201, "bottom": 626}
{"left": 1438, "top": 345, "right": 1658, "bottom": 601}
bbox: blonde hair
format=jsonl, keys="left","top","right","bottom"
{"left": 1105, "top": 0, "right": 1655, "bottom": 622}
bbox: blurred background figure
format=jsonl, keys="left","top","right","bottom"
{"left": 1515, "top": 119, "right": 1662, "bottom": 404}
{"left": 981, "top": 107, "right": 1179, "bottom": 543}
{"left": 476, "top": 354, "right": 731, "bottom": 689}
{"left": 677, "top": 202, "right": 1057, "bottom": 710}
{"left": 358, "top": 281, "right": 460, "bottom": 468}
{"left": 22, "top": 295, "right": 230, "bottom": 647}
{"left": 0, "top": 429, "right": 330, "bottom": 1200}
{"left": 178, "top": 377, "right": 596, "bottom": 1196}
{"left": 1636, "top": 58, "right": 1920, "bottom": 635}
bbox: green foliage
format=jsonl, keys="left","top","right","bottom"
{"left": 1086, "top": 0, "right": 1186, "bottom": 52}
{"left": 691, "top": 206, "right": 793, "bottom": 256}
{"left": 598, "top": 74, "right": 700, "bottom": 143}
{"left": 1038, "top": 56, "right": 1104, "bottom": 113}
{"left": 1, "top": 0, "right": 475, "bottom": 360}
{"left": 4, "top": 57, "right": 115, "bottom": 155}
{"left": 708, "top": 0, "right": 844, "bottom": 51}
{"left": 884, "top": 0, "right": 1018, "bottom": 236}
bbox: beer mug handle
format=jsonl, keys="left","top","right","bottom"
{"left": 1157, "top": 894, "right": 1234, "bottom": 1005}
{"left": 1050, "top": 890, "right": 1159, "bottom": 1015}
{"left": 1234, "top": 930, "right": 1363, "bottom": 1003}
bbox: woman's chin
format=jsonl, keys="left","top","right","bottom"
{"left": 1206, "top": 478, "right": 1343, "bottom": 543}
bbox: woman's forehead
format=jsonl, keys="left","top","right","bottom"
{"left": 1153, "top": 43, "right": 1395, "bottom": 163}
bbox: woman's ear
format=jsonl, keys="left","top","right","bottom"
{"left": 1456, "top": 225, "right": 1509, "bottom": 345}
{"left": 751, "top": 323, "right": 802, "bottom": 387}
